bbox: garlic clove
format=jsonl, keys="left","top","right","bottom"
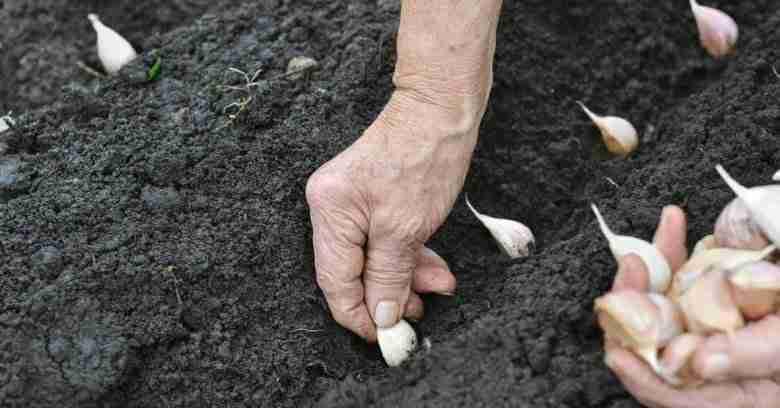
{"left": 678, "top": 267, "right": 744, "bottom": 335}
{"left": 88, "top": 14, "right": 138, "bottom": 75}
{"left": 466, "top": 196, "right": 534, "bottom": 258}
{"left": 660, "top": 333, "right": 705, "bottom": 387}
{"left": 716, "top": 165, "right": 780, "bottom": 247}
{"left": 591, "top": 204, "right": 672, "bottom": 293}
{"left": 773, "top": 170, "right": 780, "bottom": 182}
{"left": 692, "top": 234, "right": 717, "bottom": 256}
{"left": 690, "top": 0, "right": 738, "bottom": 58}
{"left": 577, "top": 102, "right": 638, "bottom": 157}
{"left": 594, "top": 291, "right": 681, "bottom": 379}
{"left": 667, "top": 245, "right": 776, "bottom": 299}
{"left": 0, "top": 115, "right": 14, "bottom": 133}
{"left": 714, "top": 195, "right": 771, "bottom": 251}
{"left": 376, "top": 319, "right": 417, "bottom": 367}
{"left": 728, "top": 261, "right": 780, "bottom": 320}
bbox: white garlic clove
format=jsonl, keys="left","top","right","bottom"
{"left": 377, "top": 319, "right": 417, "bottom": 367}
{"left": 594, "top": 291, "right": 680, "bottom": 379}
{"left": 728, "top": 261, "right": 780, "bottom": 320}
{"left": 714, "top": 195, "right": 771, "bottom": 251}
{"left": 667, "top": 245, "right": 776, "bottom": 299}
{"left": 0, "top": 115, "right": 14, "bottom": 133}
{"left": 577, "top": 102, "right": 638, "bottom": 157}
{"left": 88, "top": 14, "right": 138, "bottom": 75}
{"left": 591, "top": 204, "right": 671, "bottom": 293}
{"left": 678, "top": 267, "right": 744, "bottom": 335}
{"left": 660, "top": 333, "right": 705, "bottom": 387}
{"left": 466, "top": 196, "right": 534, "bottom": 258}
{"left": 716, "top": 165, "right": 780, "bottom": 248}
{"left": 773, "top": 170, "right": 780, "bottom": 182}
{"left": 690, "top": 0, "right": 738, "bottom": 58}
{"left": 692, "top": 234, "right": 717, "bottom": 256}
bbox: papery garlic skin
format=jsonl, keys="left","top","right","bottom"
{"left": 690, "top": 0, "right": 738, "bottom": 58}
{"left": 678, "top": 267, "right": 744, "bottom": 335}
{"left": 466, "top": 196, "right": 534, "bottom": 258}
{"left": 577, "top": 102, "right": 638, "bottom": 157}
{"left": 715, "top": 194, "right": 771, "bottom": 251}
{"left": 594, "top": 291, "right": 680, "bottom": 377}
{"left": 692, "top": 234, "right": 717, "bottom": 256}
{"left": 716, "top": 165, "right": 780, "bottom": 248}
{"left": 377, "top": 319, "right": 417, "bottom": 367}
{"left": 591, "top": 204, "right": 671, "bottom": 293}
{"left": 667, "top": 245, "right": 776, "bottom": 299}
{"left": 660, "top": 334, "right": 705, "bottom": 387}
{"left": 728, "top": 261, "right": 780, "bottom": 320}
{"left": 88, "top": 14, "right": 138, "bottom": 75}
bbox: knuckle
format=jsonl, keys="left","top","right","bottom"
{"left": 305, "top": 170, "right": 348, "bottom": 209}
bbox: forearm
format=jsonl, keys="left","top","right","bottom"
{"left": 375, "top": 0, "right": 503, "bottom": 148}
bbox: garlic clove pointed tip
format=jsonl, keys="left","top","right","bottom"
{"left": 576, "top": 101, "right": 599, "bottom": 122}
{"left": 716, "top": 165, "right": 750, "bottom": 200}
{"left": 591, "top": 203, "right": 615, "bottom": 240}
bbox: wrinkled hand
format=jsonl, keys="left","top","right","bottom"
{"left": 305, "top": 0, "right": 501, "bottom": 342}
{"left": 605, "top": 206, "right": 780, "bottom": 408}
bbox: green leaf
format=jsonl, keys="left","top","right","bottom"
{"left": 146, "top": 57, "right": 162, "bottom": 82}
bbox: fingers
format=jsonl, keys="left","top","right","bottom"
{"left": 691, "top": 315, "right": 780, "bottom": 382}
{"left": 612, "top": 254, "right": 650, "bottom": 291}
{"left": 404, "top": 292, "right": 424, "bottom": 321}
{"left": 363, "top": 237, "right": 418, "bottom": 329}
{"left": 412, "top": 246, "right": 456, "bottom": 295}
{"left": 653, "top": 205, "right": 688, "bottom": 272}
{"left": 604, "top": 347, "right": 685, "bottom": 408}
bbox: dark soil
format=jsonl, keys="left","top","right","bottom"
{"left": 2, "top": 0, "right": 779, "bottom": 407}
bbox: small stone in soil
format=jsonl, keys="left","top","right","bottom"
{"left": 32, "top": 246, "right": 64, "bottom": 279}
{"left": 286, "top": 56, "right": 318, "bottom": 80}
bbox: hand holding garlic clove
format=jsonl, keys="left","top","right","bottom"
{"left": 595, "top": 195, "right": 780, "bottom": 388}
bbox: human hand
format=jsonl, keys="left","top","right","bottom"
{"left": 306, "top": 0, "right": 503, "bottom": 342}
{"left": 604, "top": 206, "right": 780, "bottom": 407}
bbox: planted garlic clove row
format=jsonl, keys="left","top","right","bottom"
{"left": 690, "top": 0, "right": 738, "bottom": 58}
{"left": 577, "top": 102, "right": 638, "bottom": 157}
{"left": 594, "top": 291, "right": 684, "bottom": 379}
{"left": 88, "top": 14, "right": 138, "bottom": 75}
{"left": 591, "top": 204, "right": 672, "bottom": 293}
{"left": 466, "top": 196, "right": 534, "bottom": 259}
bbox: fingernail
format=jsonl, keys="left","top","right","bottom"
{"left": 700, "top": 353, "right": 730, "bottom": 380}
{"left": 374, "top": 301, "right": 399, "bottom": 328}
{"left": 436, "top": 291, "right": 455, "bottom": 297}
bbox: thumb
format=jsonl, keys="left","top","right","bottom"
{"left": 692, "top": 315, "right": 780, "bottom": 381}
{"left": 363, "top": 238, "right": 418, "bottom": 329}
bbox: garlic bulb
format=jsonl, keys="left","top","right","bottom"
{"left": 678, "top": 267, "right": 744, "bottom": 335}
{"left": 465, "top": 196, "right": 534, "bottom": 258}
{"left": 716, "top": 165, "right": 780, "bottom": 247}
{"left": 714, "top": 194, "right": 771, "bottom": 251}
{"left": 728, "top": 261, "right": 780, "bottom": 320}
{"left": 660, "top": 334, "right": 705, "bottom": 387}
{"left": 667, "top": 245, "right": 775, "bottom": 299}
{"left": 690, "top": 0, "right": 738, "bottom": 58}
{"left": 377, "top": 319, "right": 417, "bottom": 367}
{"left": 88, "top": 14, "right": 138, "bottom": 75}
{"left": 591, "top": 204, "right": 671, "bottom": 293}
{"left": 594, "top": 291, "right": 684, "bottom": 378}
{"left": 577, "top": 101, "right": 638, "bottom": 157}
{"left": 692, "top": 234, "right": 717, "bottom": 256}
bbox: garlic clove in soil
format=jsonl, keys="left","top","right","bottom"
{"left": 773, "top": 170, "right": 780, "bottom": 182}
{"left": 660, "top": 333, "right": 705, "bottom": 387}
{"left": 88, "top": 14, "right": 138, "bottom": 75}
{"left": 690, "top": 0, "right": 738, "bottom": 58}
{"left": 594, "top": 291, "right": 684, "bottom": 378}
{"left": 667, "top": 245, "right": 776, "bottom": 299}
{"left": 728, "top": 261, "right": 780, "bottom": 320}
{"left": 714, "top": 194, "right": 771, "bottom": 251}
{"left": 376, "top": 319, "right": 417, "bottom": 367}
{"left": 591, "top": 204, "right": 671, "bottom": 293}
{"left": 716, "top": 165, "right": 780, "bottom": 247}
{"left": 577, "top": 101, "right": 638, "bottom": 157}
{"left": 465, "top": 196, "right": 534, "bottom": 258}
{"left": 692, "top": 234, "right": 717, "bottom": 256}
{"left": 678, "top": 267, "right": 744, "bottom": 335}
{"left": 0, "top": 115, "right": 14, "bottom": 133}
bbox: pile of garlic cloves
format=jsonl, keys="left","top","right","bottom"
{"left": 593, "top": 165, "right": 780, "bottom": 387}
